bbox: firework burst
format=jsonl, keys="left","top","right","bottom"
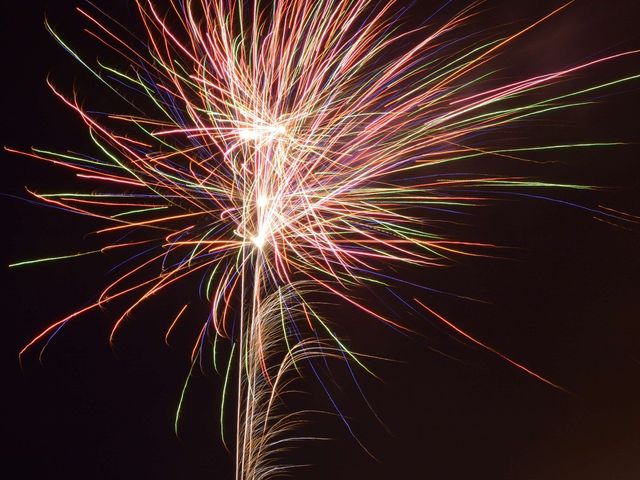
{"left": 10, "top": 1, "right": 639, "bottom": 478}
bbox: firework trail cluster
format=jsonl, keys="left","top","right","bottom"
{"left": 11, "top": 1, "right": 638, "bottom": 479}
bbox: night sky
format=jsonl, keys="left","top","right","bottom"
{"left": 3, "top": 1, "right": 640, "bottom": 479}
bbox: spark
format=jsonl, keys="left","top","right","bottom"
{"left": 238, "top": 124, "right": 286, "bottom": 141}
{"left": 252, "top": 233, "right": 266, "bottom": 250}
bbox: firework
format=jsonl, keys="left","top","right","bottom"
{"left": 10, "top": 1, "right": 638, "bottom": 479}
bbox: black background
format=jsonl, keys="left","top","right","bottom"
{"left": 3, "top": 1, "right": 640, "bottom": 479}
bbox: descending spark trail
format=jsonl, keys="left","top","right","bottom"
{"left": 9, "top": 1, "right": 638, "bottom": 478}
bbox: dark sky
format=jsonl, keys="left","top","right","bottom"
{"left": 3, "top": 1, "right": 640, "bottom": 479}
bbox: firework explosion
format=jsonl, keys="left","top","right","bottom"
{"left": 10, "top": 1, "right": 639, "bottom": 478}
